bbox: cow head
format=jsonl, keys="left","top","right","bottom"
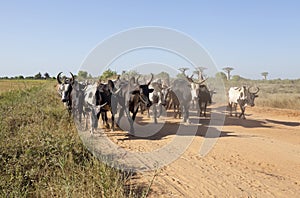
{"left": 56, "top": 72, "right": 75, "bottom": 103}
{"left": 246, "top": 87, "right": 259, "bottom": 107}
{"left": 131, "top": 74, "right": 154, "bottom": 107}
{"left": 161, "top": 86, "right": 171, "bottom": 106}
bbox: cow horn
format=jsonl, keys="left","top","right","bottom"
{"left": 184, "top": 74, "right": 194, "bottom": 83}
{"left": 248, "top": 86, "right": 259, "bottom": 94}
{"left": 197, "top": 78, "right": 207, "bottom": 85}
{"left": 136, "top": 75, "right": 140, "bottom": 85}
{"left": 57, "top": 72, "right": 63, "bottom": 84}
{"left": 70, "top": 72, "right": 75, "bottom": 83}
{"left": 147, "top": 73, "right": 154, "bottom": 85}
{"left": 190, "top": 77, "right": 207, "bottom": 85}
{"left": 253, "top": 87, "right": 260, "bottom": 94}
{"left": 112, "top": 87, "right": 122, "bottom": 95}
{"left": 99, "top": 102, "right": 107, "bottom": 108}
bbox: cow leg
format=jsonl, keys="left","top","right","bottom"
{"left": 147, "top": 107, "right": 150, "bottom": 118}
{"left": 157, "top": 104, "right": 162, "bottom": 118}
{"left": 182, "top": 104, "right": 190, "bottom": 123}
{"left": 129, "top": 107, "right": 139, "bottom": 135}
{"left": 111, "top": 111, "right": 115, "bottom": 131}
{"left": 239, "top": 104, "right": 246, "bottom": 119}
{"left": 117, "top": 106, "right": 124, "bottom": 125}
{"left": 153, "top": 105, "right": 158, "bottom": 124}
{"left": 178, "top": 104, "right": 182, "bottom": 119}
{"left": 195, "top": 100, "right": 200, "bottom": 115}
{"left": 173, "top": 104, "right": 177, "bottom": 118}
{"left": 85, "top": 111, "right": 89, "bottom": 130}
{"left": 234, "top": 103, "right": 238, "bottom": 117}
{"left": 204, "top": 102, "right": 207, "bottom": 117}
{"left": 228, "top": 102, "right": 233, "bottom": 116}
{"left": 101, "top": 111, "right": 110, "bottom": 129}
{"left": 90, "top": 110, "right": 98, "bottom": 135}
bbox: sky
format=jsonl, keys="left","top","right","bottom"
{"left": 0, "top": 0, "right": 300, "bottom": 79}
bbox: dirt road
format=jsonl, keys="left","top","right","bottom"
{"left": 80, "top": 105, "right": 300, "bottom": 197}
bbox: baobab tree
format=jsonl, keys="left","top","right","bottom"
{"left": 194, "top": 66, "right": 207, "bottom": 81}
{"left": 261, "top": 72, "right": 269, "bottom": 80}
{"left": 178, "top": 67, "right": 189, "bottom": 74}
{"left": 222, "top": 67, "right": 234, "bottom": 80}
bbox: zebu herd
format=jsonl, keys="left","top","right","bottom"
{"left": 56, "top": 72, "right": 260, "bottom": 135}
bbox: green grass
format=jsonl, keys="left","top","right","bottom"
{"left": 0, "top": 81, "right": 146, "bottom": 197}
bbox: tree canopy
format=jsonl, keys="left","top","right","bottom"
{"left": 99, "top": 69, "right": 118, "bottom": 81}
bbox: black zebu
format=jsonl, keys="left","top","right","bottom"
{"left": 113, "top": 74, "right": 154, "bottom": 134}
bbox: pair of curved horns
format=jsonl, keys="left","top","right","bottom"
{"left": 248, "top": 86, "right": 260, "bottom": 94}
{"left": 56, "top": 72, "right": 75, "bottom": 84}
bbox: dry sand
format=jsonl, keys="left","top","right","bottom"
{"left": 80, "top": 105, "right": 300, "bottom": 197}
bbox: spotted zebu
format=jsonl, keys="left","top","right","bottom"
{"left": 56, "top": 72, "right": 75, "bottom": 112}
{"left": 228, "top": 86, "right": 259, "bottom": 119}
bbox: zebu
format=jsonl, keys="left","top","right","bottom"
{"left": 228, "top": 86, "right": 259, "bottom": 119}
{"left": 56, "top": 72, "right": 75, "bottom": 112}
{"left": 185, "top": 75, "right": 212, "bottom": 117}
{"left": 172, "top": 79, "right": 192, "bottom": 123}
{"left": 114, "top": 74, "right": 154, "bottom": 134}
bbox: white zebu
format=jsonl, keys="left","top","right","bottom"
{"left": 83, "top": 83, "right": 107, "bottom": 135}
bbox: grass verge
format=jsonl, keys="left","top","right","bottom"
{"left": 0, "top": 81, "right": 146, "bottom": 197}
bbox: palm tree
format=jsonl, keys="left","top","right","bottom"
{"left": 261, "top": 72, "right": 269, "bottom": 80}
{"left": 222, "top": 67, "right": 234, "bottom": 80}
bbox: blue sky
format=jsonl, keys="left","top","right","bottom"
{"left": 1, "top": 0, "right": 299, "bottom": 79}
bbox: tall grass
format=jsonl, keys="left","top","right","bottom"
{"left": 0, "top": 81, "right": 146, "bottom": 197}
{"left": 0, "top": 79, "right": 48, "bottom": 94}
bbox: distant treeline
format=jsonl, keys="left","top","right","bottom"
{"left": 0, "top": 72, "right": 54, "bottom": 80}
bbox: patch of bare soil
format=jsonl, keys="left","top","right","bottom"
{"left": 80, "top": 104, "right": 300, "bottom": 197}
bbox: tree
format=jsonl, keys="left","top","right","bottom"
{"left": 155, "top": 71, "right": 169, "bottom": 80}
{"left": 178, "top": 67, "right": 189, "bottom": 74}
{"left": 78, "top": 70, "right": 88, "bottom": 79}
{"left": 261, "top": 72, "right": 269, "bottom": 80}
{"left": 222, "top": 67, "right": 234, "bottom": 80}
{"left": 121, "top": 70, "right": 140, "bottom": 80}
{"left": 99, "top": 69, "right": 118, "bottom": 81}
{"left": 215, "top": 72, "right": 227, "bottom": 81}
{"left": 44, "top": 72, "right": 50, "bottom": 79}
{"left": 194, "top": 66, "right": 207, "bottom": 81}
{"left": 231, "top": 75, "right": 241, "bottom": 81}
{"left": 176, "top": 73, "right": 186, "bottom": 79}
{"left": 34, "top": 72, "right": 42, "bottom": 79}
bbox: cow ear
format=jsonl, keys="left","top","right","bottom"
{"left": 149, "top": 88, "right": 154, "bottom": 93}
{"left": 107, "top": 80, "right": 115, "bottom": 91}
{"left": 130, "top": 90, "right": 140, "bottom": 95}
{"left": 255, "top": 95, "right": 259, "bottom": 98}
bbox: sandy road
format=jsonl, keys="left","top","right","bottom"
{"left": 79, "top": 105, "right": 300, "bottom": 197}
